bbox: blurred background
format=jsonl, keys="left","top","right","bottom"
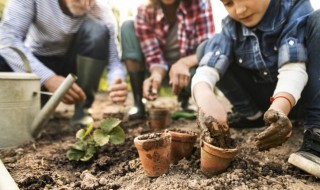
{"left": 0, "top": 0, "right": 319, "bottom": 92}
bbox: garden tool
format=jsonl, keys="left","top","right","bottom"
{"left": 0, "top": 46, "right": 76, "bottom": 149}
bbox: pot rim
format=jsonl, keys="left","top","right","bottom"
{"left": 166, "top": 130, "right": 197, "bottom": 143}
{"left": 201, "top": 139, "right": 238, "bottom": 158}
{"left": 134, "top": 133, "right": 171, "bottom": 143}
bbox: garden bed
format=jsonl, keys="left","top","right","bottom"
{"left": 0, "top": 92, "right": 319, "bottom": 190}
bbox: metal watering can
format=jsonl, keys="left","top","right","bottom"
{"left": 0, "top": 46, "right": 77, "bottom": 149}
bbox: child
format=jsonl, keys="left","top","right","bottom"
{"left": 192, "top": 0, "right": 320, "bottom": 177}
{"left": 121, "top": 0, "right": 214, "bottom": 120}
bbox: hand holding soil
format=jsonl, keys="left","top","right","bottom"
{"left": 255, "top": 109, "right": 292, "bottom": 151}
{"left": 197, "top": 109, "right": 230, "bottom": 148}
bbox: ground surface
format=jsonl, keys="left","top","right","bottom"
{"left": 1, "top": 92, "right": 320, "bottom": 190}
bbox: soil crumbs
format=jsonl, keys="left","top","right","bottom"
{"left": 1, "top": 92, "right": 320, "bottom": 190}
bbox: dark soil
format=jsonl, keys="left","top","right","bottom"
{"left": 165, "top": 128, "right": 197, "bottom": 136}
{"left": 0, "top": 92, "right": 320, "bottom": 190}
{"left": 137, "top": 133, "right": 163, "bottom": 140}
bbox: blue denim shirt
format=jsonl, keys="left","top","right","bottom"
{"left": 200, "top": 0, "right": 314, "bottom": 82}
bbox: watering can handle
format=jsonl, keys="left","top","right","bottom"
{"left": 0, "top": 45, "right": 32, "bottom": 73}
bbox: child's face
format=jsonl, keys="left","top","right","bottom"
{"left": 221, "top": 0, "right": 271, "bottom": 27}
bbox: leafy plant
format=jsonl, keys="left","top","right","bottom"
{"left": 66, "top": 118, "right": 125, "bottom": 162}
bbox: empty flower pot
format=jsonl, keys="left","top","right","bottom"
{"left": 148, "top": 108, "right": 171, "bottom": 130}
{"left": 166, "top": 129, "right": 197, "bottom": 164}
{"left": 200, "top": 140, "right": 238, "bottom": 177}
{"left": 134, "top": 132, "right": 171, "bottom": 177}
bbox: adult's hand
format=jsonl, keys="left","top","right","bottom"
{"left": 62, "top": 0, "right": 96, "bottom": 16}
{"left": 143, "top": 67, "right": 166, "bottom": 101}
{"left": 108, "top": 78, "right": 128, "bottom": 105}
{"left": 44, "top": 75, "right": 86, "bottom": 105}
{"left": 169, "top": 59, "right": 190, "bottom": 95}
{"left": 255, "top": 109, "right": 292, "bottom": 151}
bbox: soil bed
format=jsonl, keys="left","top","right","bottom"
{"left": 0, "top": 92, "right": 320, "bottom": 190}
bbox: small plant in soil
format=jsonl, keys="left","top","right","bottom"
{"left": 66, "top": 118, "right": 125, "bottom": 162}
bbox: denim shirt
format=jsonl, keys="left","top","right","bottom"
{"left": 200, "top": 0, "right": 313, "bottom": 82}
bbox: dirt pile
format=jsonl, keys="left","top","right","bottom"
{"left": 0, "top": 92, "right": 319, "bottom": 190}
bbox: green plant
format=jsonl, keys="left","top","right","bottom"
{"left": 66, "top": 118, "right": 125, "bottom": 162}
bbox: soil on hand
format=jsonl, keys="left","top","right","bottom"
{"left": 199, "top": 114, "right": 236, "bottom": 149}
{"left": 0, "top": 92, "right": 320, "bottom": 190}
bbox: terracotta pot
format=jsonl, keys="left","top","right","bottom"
{"left": 134, "top": 133, "right": 171, "bottom": 177}
{"left": 166, "top": 129, "right": 197, "bottom": 164}
{"left": 148, "top": 108, "right": 171, "bottom": 130}
{"left": 200, "top": 140, "right": 238, "bottom": 177}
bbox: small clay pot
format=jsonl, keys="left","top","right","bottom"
{"left": 134, "top": 133, "right": 171, "bottom": 177}
{"left": 166, "top": 129, "right": 197, "bottom": 164}
{"left": 200, "top": 140, "right": 238, "bottom": 177}
{"left": 148, "top": 108, "right": 171, "bottom": 130}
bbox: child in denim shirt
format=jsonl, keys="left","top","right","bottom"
{"left": 192, "top": 0, "right": 320, "bottom": 177}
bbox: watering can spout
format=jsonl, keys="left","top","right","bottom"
{"left": 31, "top": 74, "right": 77, "bottom": 137}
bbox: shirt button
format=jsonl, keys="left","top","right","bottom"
{"left": 263, "top": 71, "right": 268, "bottom": 76}
{"left": 273, "top": 46, "right": 277, "bottom": 51}
{"left": 289, "top": 40, "right": 295, "bottom": 46}
{"left": 215, "top": 51, "right": 220, "bottom": 56}
{"left": 239, "top": 58, "right": 243, "bottom": 64}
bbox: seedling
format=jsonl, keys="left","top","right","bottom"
{"left": 66, "top": 118, "right": 125, "bottom": 162}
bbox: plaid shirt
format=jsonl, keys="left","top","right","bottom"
{"left": 135, "top": 0, "right": 215, "bottom": 70}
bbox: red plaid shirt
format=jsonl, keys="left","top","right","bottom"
{"left": 135, "top": 0, "right": 215, "bottom": 70}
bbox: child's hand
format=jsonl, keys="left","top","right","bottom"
{"left": 255, "top": 109, "right": 292, "bottom": 151}
{"left": 198, "top": 108, "right": 229, "bottom": 148}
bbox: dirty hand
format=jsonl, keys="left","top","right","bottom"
{"left": 143, "top": 68, "right": 165, "bottom": 101}
{"left": 44, "top": 75, "right": 86, "bottom": 105}
{"left": 169, "top": 60, "right": 190, "bottom": 95}
{"left": 108, "top": 78, "right": 128, "bottom": 105}
{"left": 64, "top": 0, "right": 96, "bottom": 16}
{"left": 255, "top": 109, "right": 292, "bottom": 151}
{"left": 197, "top": 108, "right": 230, "bottom": 148}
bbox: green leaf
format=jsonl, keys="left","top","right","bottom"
{"left": 100, "top": 118, "right": 121, "bottom": 133}
{"left": 76, "top": 129, "right": 86, "bottom": 140}
{"left": 71, "top": 141, "right": 87, "bottom": 151}
{"left": 80, "top": 146, "right": 96, "bottom": 162}
{"left": 109, "top": 126, "right": 125, "bottom": 145}
{"left": 93, "top": 129, "right": 110, "bottom": 146}
{"left": 66, "top": 148, "right": 85, "bottom": 161}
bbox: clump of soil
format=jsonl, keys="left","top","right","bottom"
{"left": 198, "top": 113, "right": 236, "bottom": 149}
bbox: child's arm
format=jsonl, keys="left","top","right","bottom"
{"left": 192, "top": 66, "right": 228, "bottom": 129}
{"left": 255, "top": 62, "right": 308, "bottom": 150}
{"left": 193, "top": 82, "right": 228, "bottom": 127}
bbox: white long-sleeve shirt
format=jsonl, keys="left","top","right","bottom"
{"left": 0, "top": 0, "right": 125, "bottom": 85}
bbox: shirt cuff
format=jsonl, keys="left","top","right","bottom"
{"left": 191, "top": 65, "right": 220, "bottom": 101}
{"left": 273, "top": 62, "right": 308, "bottom": 104}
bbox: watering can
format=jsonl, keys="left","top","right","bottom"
{"left": 0, "top": 46, "right": 77, "bottom": 149}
